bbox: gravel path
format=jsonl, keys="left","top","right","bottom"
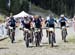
{"left": 0, "top": 26, "right": 75, "bottom": 55}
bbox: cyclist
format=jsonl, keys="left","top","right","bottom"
{"left": 21, "top": 16, "right": 31, "bottom": 41}
{"left": 38, "top": 16, "right": 44, "bottom": 37}
{"left": 8, "top": 16, "right": 16, "bottom": 42}
{"left": 58, "top": 14, "right": 68, "bottom": 41}
{"left": 33, "top": 15, "right": 43, "bottom": 42}
{"left": 46, "top": 15, "right": 50, "bottom": 37}
{"left": 9, "top": 16, "right": 16, "bottom": 30}
{"left": 21, "top": 16, "right": 31, "bottom": 29}
{"left": 45, "top": 15, "right": 57, "bottom": 43}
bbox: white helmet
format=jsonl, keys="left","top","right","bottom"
{"left": 60, "top": 14, "right": 64, "bottom": 17}
{"left": 74, "top": 15, "right": 75, "bottom": 18}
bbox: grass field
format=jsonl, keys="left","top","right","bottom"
{"left": 0, "top": 15, "right": 5, "bottom": 21}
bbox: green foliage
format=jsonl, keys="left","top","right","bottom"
{"left": 11, "top": 0, "right": 29, "bottom": 15}
{"left": 0, "top": 0, "right": 8, "bottom": 15}
{"left": 0, "top": 0, "right": 6, "bottom": 10}
{"left": 20, "top": 0, "right": 29, "bottom": 12}
{"left": 10, "top": 0, "right": 21, "bottom": 15}
{"left": 0, "top": 0, "right": 29, "bottom": 15}
{"left": 31, "top": 0, "right": 75, "bottom": 17}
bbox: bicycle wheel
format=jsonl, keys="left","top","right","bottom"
{"left": 50, "top": 32, "right": 54, "bottom": 47}
{"left": 49, "top": 31, "right": 54, "bottom": 47}
{"left": 26, "top": 40, "right": 29, "bottom": 47}
{"left": 49, "top": 32, "right": 51, "bottom": 44}
{"left": 64, "top": 30, "right": 67, "bottom": 42}
{"left": 12, "top": 31, "right": 15, "bottom": 43}
{"left": 62, "top": 30, "right": 67, "bottom": 42}
{"left": 9, "top": 29, "right": 13, "bottom": 43}
{"left": 25, "top": 33, "right": 29, "bottom": 47}
{"left": 35, "top": 32, "right": 40, "bottom": 47}
{"left": 11, "top": 30, "right": 15, "bottom": 43}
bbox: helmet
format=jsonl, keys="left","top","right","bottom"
{"left": 60, "top": 14, "right": 64, "bottom": 17}
{"left": 10, "top": 16, "right": 14, "bottom": 19}
{"left": 74, "top": 15, "right": 75, "bottom": 18}
{"left": 24, "top": 15, "right": 28, "bottom": 18}
{"left": 34, "top": 15, "right": 39, "bottom": 19}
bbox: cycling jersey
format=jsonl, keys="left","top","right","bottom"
{"left": 21, "top": 17, "right": 31, "bottom": 29}
{"left": 34, "top": 18, "right": 42, "bottom": 28}
{"left": 46, "top": 18, "right": 57, "bottom": 28}
{"left": 9, "top": 17, "right": 16, "bottom": 27}
{"left": 59, "top": 17, "right": 68, "bottom": 27}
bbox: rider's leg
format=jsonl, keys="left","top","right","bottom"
{"left": 66, "top": 28, "right": 68, "bottom": 35}
{"left": 46, "top": 30, "right": 48, "bottom": 37}
{"left": 64, "top": 28, "right": 67, "bottom": 42}
{"left": 12, "top": 32, "right": 15, "bottom": 41}
{"left": 39, "top": 31, "right": 42, "bottom": 42}
{"left": 41, "top": 28, "right": 43, "bottom": 36}
{"left": 8, "top": 28, "right": 10, "bottom": 36}
{"left": 53, "top": 28, "right": 56, "bottom": 43}
{"left": 60, "top": 25, "right": 64, "bottom": 40}
{"left": 61, "top": 30, "right": 63, "bottom": 40}
{"left": 24, "top": 31, "right": 26, "bottom": 40}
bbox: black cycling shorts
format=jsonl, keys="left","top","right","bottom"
{"left": 60, "top": 22, "right": 66, "bottom": 27}
{"left": 49, "top": 24, "right": 54, "bottom": 28}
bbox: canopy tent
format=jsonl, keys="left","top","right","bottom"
{"left": 13, "top": 11, "right": 29, "bottom": 18}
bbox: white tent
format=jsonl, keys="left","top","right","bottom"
{"left": 13, "top": 11, "right": 29, "bottom": 18}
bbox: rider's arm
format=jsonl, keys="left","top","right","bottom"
{"left": 45, "top": 20, "right": 47, "bottom": 24}
{"left": 54, "top": 18, "right": 57, "bottom": 23}
{"left": 21, "top": 19, "right": 26, "bottom": 28}
{"left": 58, "top": 18, "right": 62, "bottom": 27}
{"left": 58, "top": 18, "right": 62, "bottom": 23}
{"left": 8, "top": 20, "right": 11, "bottom": 26}
{"left": 21, "top": 19, "right": 24, "bottom": 25}
{"left": 64, "top": 17, "right": 69, "bottom": 24}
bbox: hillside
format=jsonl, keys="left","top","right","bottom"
{"left": 30, "top": 5, "right": 58, "bottom": 18}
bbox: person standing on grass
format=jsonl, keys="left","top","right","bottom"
{"left": 72, "top": 16, "right": 75, "bottom": 32}
{"left": 0, "top": 20, "right": 7, "bottom": 37}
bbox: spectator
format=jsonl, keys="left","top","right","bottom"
{"left": 73, "top": 16, "right": 75, "bottom": 32}
{"left": 0, "top": 20, "right": 7, "bottom": 37}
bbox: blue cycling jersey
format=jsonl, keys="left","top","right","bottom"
{"left": 46, "top": 18, "right": 57, "bottom": 25}
{"left": 58, "top": 17, "right": 68, "bottom": 27}
{"left": 34, "top": 18, "right": 42, "bottom": 28}
{"left": 59, "top": 17, "right": 67, "bottom": 23}
{"left": 9, "top": 17, "right": 16, "bottom": 27}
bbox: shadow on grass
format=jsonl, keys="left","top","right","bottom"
{"left": 27, "top": 44, "right": 59, "bottom": 48}
{"left": 0, "top": 37, "right": 8, "bottom": 41}
{"left": 0, "top": 47, "right": 9, "bottom": 49}
{"left": 53, "top": 45, "right": 59, "bottom": 48}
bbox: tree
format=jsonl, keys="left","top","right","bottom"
{"left": 0, "top": 0, "right": 29, "bottom": 15}
{"left": 10, "top": 0, "right": 21, "bottom": 15}
{"left": 0, "top": 0, "right": 8, "bottom": 14}
{"left": 20, "top": 0, "right": 29, "bottom": 12}
{"left": 30, "top": 0, "right": 75, "bottom": 17}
